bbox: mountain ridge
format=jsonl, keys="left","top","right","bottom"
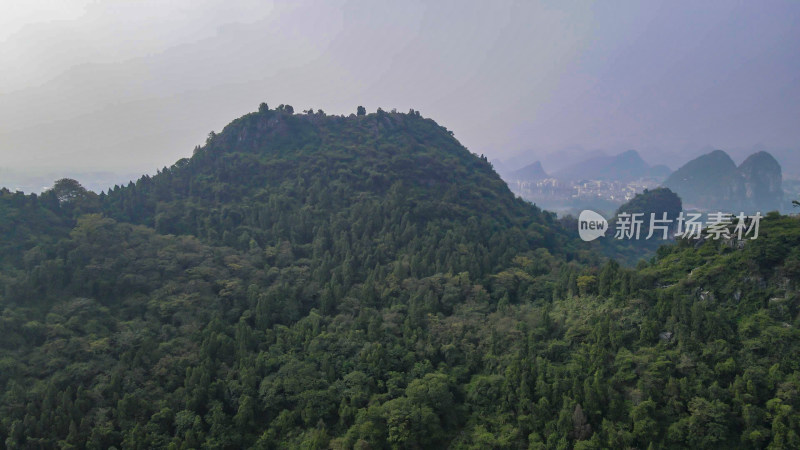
{"left": 507, "top": 161, "right": 548, "bottom": 181}
{"left": 554, "top": 149, "right": 668, "bottom": 182}
{"left": 663, "top": 149, "right": 784, "bottom": 212}
{"left": 100, "top": 105, "right": 580, "bottom": 283}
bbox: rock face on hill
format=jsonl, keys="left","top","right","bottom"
{"left": 663, "top": 149, "right": 784, "bottom": 212}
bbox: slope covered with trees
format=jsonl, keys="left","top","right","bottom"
{"left": 100, "top": 105, "right": 581, "bottom": 290}
{"left": 1, "top": 106, "right": 799, "bottom": 449}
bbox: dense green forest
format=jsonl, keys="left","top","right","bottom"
{"left": 1, "top": 106, "right": 799, "bottom": 449}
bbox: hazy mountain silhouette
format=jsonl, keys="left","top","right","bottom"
{"left": 663, "top": 149, "right": 784, "bottom": 212}
{"left": 507, "top": 161, "right": 548, "bottom": 181}
{"left": 554, "top": 150, "right": 668, "bottom": 182}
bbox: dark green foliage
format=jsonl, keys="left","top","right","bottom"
{"left": 614, "top": 187, "right": 682, "bottom": 223}
{"left": 598, "top": 187, "right": 683, "bottom": 265}
{"left": 100, "top": 106, "right": 575, "bottom": 286}
{"left": 1, "top": 105, "right": 799, "bottom": 449}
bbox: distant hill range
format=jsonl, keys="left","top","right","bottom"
{"left": 0, "top": 168, "right": 143, "bottom": 194}
{"left": 553, "top": 150, "right": 670, "bottom": 182}
{"left": 663, "top": 149, "right": 784, "bottom": 213}
{"left": 506, "top": 161, "right": 548, "bottom": 181}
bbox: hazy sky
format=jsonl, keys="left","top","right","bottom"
{"left": 1, "top": 0, "right": 799, "bottom": 175}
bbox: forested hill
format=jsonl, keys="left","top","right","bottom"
{"left": 100, "top": 105, "right": 584, "bottom": 282}
{"left": 0, "top": 105, "right": 799, "bottom": 449}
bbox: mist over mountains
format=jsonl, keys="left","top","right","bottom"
{"left": 498, "top": 146, "right": 790, "bottom": 215}
{"left": 507, "top": 161, "right": 548, "bottom": 182}
{"left": 2, "top": 0, "right": 799, "bottom": 446}
{"left": 497, "top": 150, "right": 672, "bottom": 216}
{"left": 553, "top": 150, "right": 670, "bottom": 183}
{"left": 0, "top": 168, "right": 143, "bottom": 195}
{"left": 664, "top": 149, "right": 784, "bottom": 213}
{"left": 497, "top": 149, "right": 670, "bottom": 185}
